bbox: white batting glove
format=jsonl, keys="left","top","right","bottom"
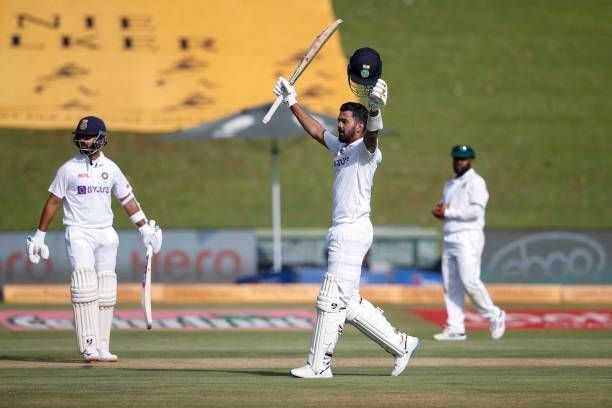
{"left": 26, "top": 229, "right": 50, "bottom": 264}
{"left": 273, "top": 77, "right": 298, "bottom": 107}
{"left": 139, "top": 219, "right": 163, "bottom": 254}
{"left": 368, "top": 79, "right": 388, "bottom": 111}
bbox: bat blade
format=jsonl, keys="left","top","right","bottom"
{"left": 142, "top": 245, "right": 153, "bottom": 330}
{"left": 262, "top": 18, "right": 343, "bottom": 124}
{"left": 288, "top": 18, "right": 343, "bottom": 85}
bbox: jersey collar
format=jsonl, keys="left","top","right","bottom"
{"left": 456, "top": 167, "right": 475, "bottom": 180}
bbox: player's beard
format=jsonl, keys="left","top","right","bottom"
{"left": 454, "top": 162, "right": 471, "bottom": 177}
{"left": 338, "top": 126, "right": 354, "bottom": 144}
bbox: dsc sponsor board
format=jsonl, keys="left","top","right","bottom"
{"left": 482, "top": 230, "right": 612, "bottom": 283}
{"left": 413, "top": 309, "right": 612, "bottom": 330}
{"left": 0, "top": 230, "right": 256, "bottom": 284}
{"left": 0, "top": 309, "right": 315, "bottom": 331}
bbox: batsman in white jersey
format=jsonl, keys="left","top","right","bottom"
{"left": 272, "top": 47, "right": 419, "bottom": 378}
{"left": 431, "top": 144, "right": 506, "bottom": 341}
{"left": 26, "top": 116, "right": 163, "bottom": 362}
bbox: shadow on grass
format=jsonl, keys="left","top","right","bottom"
{"left": 0, "top": 355, "right": 82, "bottom": 363}
{"left": 0, "top": 355, "right": 97, "bottom": 369}
{"left": 125, "top": 368, "right": 388, "bottom": 377}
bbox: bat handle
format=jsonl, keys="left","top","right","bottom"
{"left": 262, "top": 95, "right": 284, "bottom": 124}
{"left": 146, "top": 244, "right": 153, "bottom": 258}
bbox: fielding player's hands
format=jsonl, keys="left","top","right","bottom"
{"left": 139, "top": 219, "right": 163, "bottom": 254}
{"left": 432, "top": 202, "right": 447, "bottom": 219}
{"left": 368, "top": 79, "right": 388, "bottom": 112}
{"left": 26, "top": 230, "right": 50, "bottom": 264}
{"left": 273, "top": 77, "right": 298, "bottom": 107}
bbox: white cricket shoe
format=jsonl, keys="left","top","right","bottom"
{"left": 82, "top": 346, "right": 99, "bottom": 362}
{"left": 290, "top": 364, "right": 333, "bottom": 379}
{"left": 97, "top": 350, "right": 118, "bottom": 362}
{"left": 391, "top": 334, "right": 419, "bottom": 376}
{"left": 433, "top": 328, "right": 467, "bottom": 341}
{"left": 490, "top": 310, "right": 506, "bottom": 340}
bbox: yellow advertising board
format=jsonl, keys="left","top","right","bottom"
{"left": 0, "top": 0, "right": 353, "bottom": 132}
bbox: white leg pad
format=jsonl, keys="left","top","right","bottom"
{"left": 307, "top": 273, "right": 346, "bottom": 375}
{"left": 97, "top": 271, "right": 117, "bottom": 352}
{"left": 71, "top": 267, "right": 99, "bottom": 353}
{"left": 346, "top": 298, "right": 406, "bottom": 357}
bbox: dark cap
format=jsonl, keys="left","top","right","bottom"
{"left": 347, "top": 47, "right": 382, "bottom": 86}
{"left": 73, "top": 116, "right": 106, "bottom": 137}
{"left": 451, "top": 144, "right": 476, "bottom": 159}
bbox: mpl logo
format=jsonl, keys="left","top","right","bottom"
{"left": 487, "top": 232, "right": 606, "bottom": 282}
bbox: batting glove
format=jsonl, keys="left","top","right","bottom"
{"left": 139, "top": 219, "right": 163, "bottom": 254}
{"left": 26, "top": 229, "right": 50, "bottom": 264}
{"left": 273, "top": 77, "right": 298, "bottom": 107}
{"left": 368, "top": 79, "right": 388, "bottom": 111}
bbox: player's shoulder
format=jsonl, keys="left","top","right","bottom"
{"left": 469, "top": 170, "right": 488, "bottom": 188}
{"left": 100, "top": 153, "right": 123, "bottom": 171}
{"left": 57, "top": 154, "right": 85, "bottom": 171}
{"left": 470, "top": 169, "right": 486, "bottom": 181}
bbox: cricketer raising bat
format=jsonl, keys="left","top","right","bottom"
{"left": 262, "top": 18, "right": 343, "bottom": 124}
{"left": 142, "top": 244, "right": 153, "bottom": 330}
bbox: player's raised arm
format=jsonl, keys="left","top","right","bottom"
{"left": 273, "top": 77, "right": 326, "bottom": 146}
{"left": 364, "top": 79, "right": 387, "bottom": 153}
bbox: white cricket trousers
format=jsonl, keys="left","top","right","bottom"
{"left": 64, "top": 226, "right": 119, "bottom": 271}
{"left": 442, "top": 229, "right": 500, "bottom": 333}
{"left": 326, "top": 218, "right": 373, "bottom": 308}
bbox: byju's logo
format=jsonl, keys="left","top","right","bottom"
{"left": 487, "top": 232, "right": 607, "bottom": 283}
{"left": 76, "top": 185, "right": 111, "bottom": 195}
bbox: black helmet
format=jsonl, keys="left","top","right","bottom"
{"left": 72, "top": 116, "right": 107, "bottom": 155}
{"left": 347, "top": 47, "right": 382, "bottom": 97}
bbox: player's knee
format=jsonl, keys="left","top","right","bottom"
{"left": 463, "top": 281, "right": 483, "bottom": 297}
{"left": 70, "top": 267, "right": 98, "bottom": 303}
{"left": 346, "top": 298, "right": 378, "bottom": 322}
{"left": 97, "top": 271, "right": 117, "bottom": 307}
{"left": 316, "top": 273, "right": 342, "bottom": 313}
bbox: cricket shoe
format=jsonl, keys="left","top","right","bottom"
{"left": 82, "top": 346, "right": 99, "bottom": 362}
{"left": 433, "top": 328, "right": 467, "bottom": 341}
{"left": 290, "top": 364, "right": 333, "bottom": 379}
{"left": 391, "top": 334, "right": 419, "bottom": 376}
{"left": 490, "top": 310, "right": 506, "bottom": 340}
{"left": 97, "top": 350, "right": 118, "bottom": 362}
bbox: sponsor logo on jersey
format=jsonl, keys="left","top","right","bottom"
{"left": 101, "top": 172, "right": 109, "bottom": 180}
{"left": 77, "top": 185, "right": 111, "bottom": 194}
{"left": 334, "top": 157, "right": 350, "bottom": 167}
{"left": 77, "top": 173, "right": 90, "bottom": 178}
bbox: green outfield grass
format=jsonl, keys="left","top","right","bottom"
{"left": 1, "top": 304, "right": 611, "bottom": 407}
{"left": 1, "top": 0, "right": 612, "bottom": 230}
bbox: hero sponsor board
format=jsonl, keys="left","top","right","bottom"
{"left": 0, "top": 230, "right": 256, "bottom": 284}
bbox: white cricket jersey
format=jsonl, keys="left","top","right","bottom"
{"left": 324, "top": 130, "right": 382, "bottom": 225}
{"left": 48, "top": 152, "right": 132, "bottom": 228}
{"left": 441, "top": 168, "right": 489, "bottom": 234}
